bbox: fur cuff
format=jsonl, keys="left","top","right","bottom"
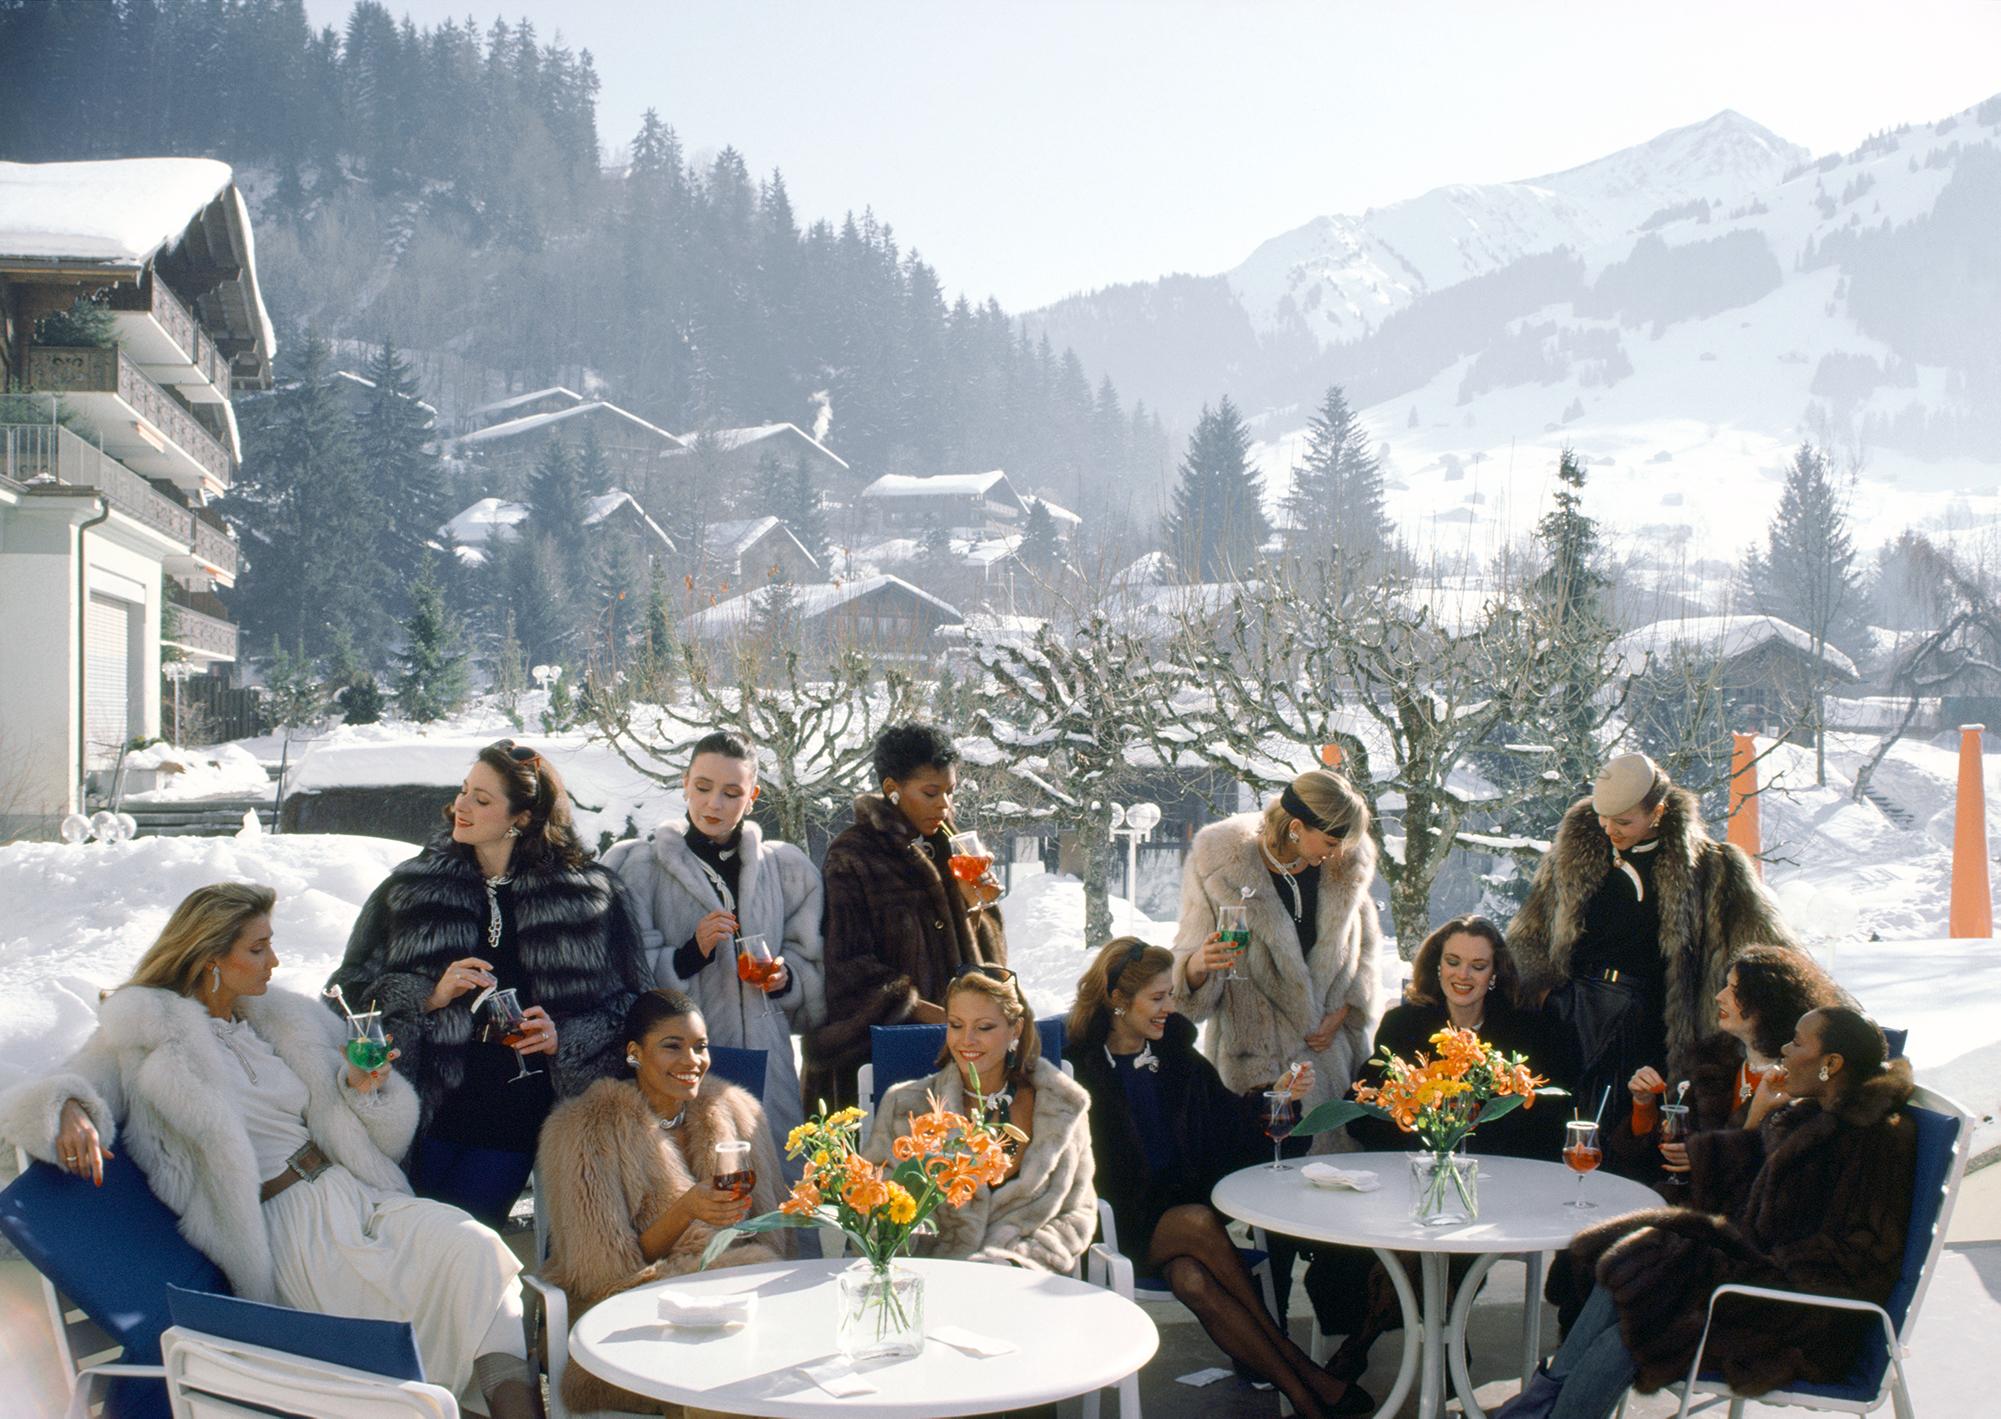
{"left": 0, "top": 1073, "right": 114, "bottom": 1162}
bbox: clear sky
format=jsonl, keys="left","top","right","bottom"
{"left": 304, "top": 1, "right": 2001, "bottom": 311}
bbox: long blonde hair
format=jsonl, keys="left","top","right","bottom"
{"left": 938, "top": 968, "right": 1041, "bottom": 1088}
{"left": 1261, "top": 767, "right": 1369, "bottom": 852}
{"left": 123, "top": 883, "right": 276, "bottom": 997}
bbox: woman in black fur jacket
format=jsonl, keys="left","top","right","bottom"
{"left": 328, "top": 740, "right": 648, "bottom": 1227}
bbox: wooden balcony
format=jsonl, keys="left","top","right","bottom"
{"left": 190, "top": 515, "right": 238, "bottom": 582}
{"left": 165, "top": 590, "right": 239, "bottom": 664}
{"left": 25, "top": 345, "right": 232, "bottom": 494}
{"left": 108, "top": 275, "right": 233, "bottom": 404}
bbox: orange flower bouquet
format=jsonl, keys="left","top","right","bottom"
{"left": 1294, "top": 1027, "right": 1564, "bottom": 1225}
{"left": 699, "top": 1095, "right": 1019, "bottom": 1359}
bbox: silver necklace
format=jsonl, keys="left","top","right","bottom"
{"left": 210, "top": 1016, "right": 260, "bottom": 1084}
{"left": 1259, "top": 843, "right": 1306, "bottom": 922}
{"left": 483, "top": 874, "right": 511, "bottom": 954}
{"left": 655, "top": 1105, "right": 687, "bottom": 1131}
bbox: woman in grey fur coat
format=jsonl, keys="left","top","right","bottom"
{"left": 602, "top": 730, "right": 826, "bottom": 1171}
{"left": 328, "top": 740, "right": 649, "bottom": 1228}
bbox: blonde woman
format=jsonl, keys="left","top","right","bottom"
{"left": 0, "top": 885, "right": 535, "bottom": 1419}
{"left": 1174, "top": 768, "right": 1383, "bottom": 1136}
{"left": 863, "top": 965, "right": 1095, "bottom": 1273}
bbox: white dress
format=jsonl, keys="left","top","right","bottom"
{"left": 211, "top": 1019, "right": 522, "bottom": 1395}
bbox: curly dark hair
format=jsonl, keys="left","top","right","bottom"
{"left": 437, "top": 740, "right": 589, "bottom": 870}
{"left": 1407, "top": 915, "right": 1521, "bottom": 1009}
{"left": 1729, "top": 944, "right": 1847, "bottom": 1059}
{"left": 872, "top": 720, "right": 959, "bottom": 784}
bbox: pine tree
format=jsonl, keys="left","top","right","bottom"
{"left": 263, "top": 638, "right": 328, "bottom": 731}
{"left": 635, "top": 564, "right": 679, "bottom": 699}
{"left": 1284, "top": 384, "right": 1390, "bottom": 566}
{"left": 491, "top": 532, "right": 579, "bottom": 669}
{"left": 768, "top": 456, "right": 830, "bottom": 565}
{"left": 575, "top": 425, "right": 614, "bottom": 499}
{"left": 588, "top": 523, "right": 645, "bottom": 673}
{"left": 1532, "top": 447, "right": 1613, "bottom": 796}
{"left": 396, "top": 556, "right": 470, "bottom": 721}
{"left": 491, "top": 609, "right": 527, "bottom": 727}
{"left": 529, "top": 437, "right": 591, "bottom": 570}
{"left": 326, "top": 626, "right": 384, "bottom": 725}
{"left": 1166, "top": 397, "right": 1269, "bottom": 581}
{"left": 355, "top": 337, "right": 443, "bottom": 602}
{"left": 1020, "top": 498, "right": 1061, "bottom": 570}
{"left": 33, "top": 292, "right": 117, "bottom": 347}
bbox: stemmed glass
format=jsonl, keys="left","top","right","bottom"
{"left": 484, "top": 987, "right": 543, "bottom": 1083}
{"left": 1563, "top": 1120, "right": 1602, "bottom": 1208}
{"left": 1261, "top": 1088, "right": 1297, "bottom": 1171}
{"left": 734, "top": 934, "right": 781, "bottom": 1020}
{"left": 344, "top": 1011, "right": 390, "bottom": 1073}
{"left": 713, "top": 1140, "right": 756, "bottom": 1201}
{"left": 1216, "top": 904, "right": 1250, "bottom": 982}
{"left": 948, "top": 831, "right": 1000, "bottom": 917}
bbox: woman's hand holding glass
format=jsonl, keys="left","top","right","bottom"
{"left": 53, "top": 1099, "right": 111, "bottom": 1185}
{"left": 512, "top": 1004, "right": 559, "bottom": 1056}
{"left": 1183, "top": 930, "right": 1239, "bottom": 988}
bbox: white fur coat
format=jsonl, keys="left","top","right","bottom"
{"left": 864, "top": 1058, "right": 1097, "bottom": 1274}
{"left": 1171, "top": 812, "right": 1382, "bottom": 1142}
{"left": 0, "top": 986, "right": 420, "bottom": 1303}
{"left": 602, "top": 819, "right": 826, "bottom": 1150}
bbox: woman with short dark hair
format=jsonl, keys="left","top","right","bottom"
{"left": 801, "top": 721, "right": 1005, "bottom": 1108}
{"left": 329, "top": 739, "right": 649, "bottom": 1226}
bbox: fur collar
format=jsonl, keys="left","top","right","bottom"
{"left": 1771, "top": 1057, "right": 1915, "bottom": 1138}
{"left": 851, "top": 793, "right": 927, "bottom": 848}
{"left": 1551, "top": 786, "right": 1706, "bottom": 875}
{"left": 651, "top": 817, "right": 767, "bottom": 914}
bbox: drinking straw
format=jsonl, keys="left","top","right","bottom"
{"left": 1592, "top": 1085, "right": 1611, "bottom": 1127}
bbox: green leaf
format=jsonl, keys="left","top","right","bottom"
{"left": 1293, "top": 1098, "right": 1384, "bottom": 1136}
{"left": 698, "top": 1210, "right": 838, "bottom": 1270}
{"left": 1474, "top": 1095, "right": 1526, "bottom": 1125}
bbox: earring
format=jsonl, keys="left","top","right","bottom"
{"left": 1487, "top": 980, "right": 1497, "bottom": 992}
{"left": 626, "top": 1053, "right": 640, "bottom": 1067}
{"left": 888, "top": 790, "right": 901, "bottom": 805}
{"left": 1112, "top": 1006, "right": 1125, "bottom": 1017}
{"left": 505, "top": 826, "right": 522, "bottom": 839}
{"left": 1288, "top": 828, "right": 1300, "bottom": 842}
{"left": 1006, "top": 1042, "right": 1018, "bottom": 1065}
{"left": 1817, "top": 1065, "right": 1830, "bottom": 1082}
{"left": 208, "top": 964, "right": 220, "bottom": 995}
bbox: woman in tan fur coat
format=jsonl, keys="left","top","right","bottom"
{"left": 863, "top": 968, "right": 1097, "bottom": 1274}
{"left": 536, "top": 988, "right": 787, "bottom": 1416}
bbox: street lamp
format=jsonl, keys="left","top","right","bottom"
{"left": 163, "top": 660, "right": 199, "bottom": 745}
{"left": 1109, "top": 801, "right": 1162, "bottom": 910}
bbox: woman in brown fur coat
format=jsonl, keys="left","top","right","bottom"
{"left": 1492, "top": 1008, "right": 1918, "bottom": 1418}
{"left": 801, "top": 722, "right": 1005, "bottom": 1109}
{"left": 537, "top": 989, "right": 787, "bottom": 1416}
{"left": 1507, "top": 753, "right": 1796, "bottom": 1122}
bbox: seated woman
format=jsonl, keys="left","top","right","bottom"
{"left": 536, "top": 988, "right": 787, "bottom": 1417}
{"left": 863, "top": 965, "right": 1095, "bottom": 1273}
{"left": 1065, "top": 938, "right": 1369, "bottom": 1418}
{"left": 0, "top": 885, "right": 535, "bottom": 1419}
{"left": 1612, "top": 943, "right": 1847, "bottom": 1192}
{"left": 1497, "top": 1007, "right": 1918, "bottom": 1419}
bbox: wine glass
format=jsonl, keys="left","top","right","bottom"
{"left": 713, "top": 1139, "right": 756, "bottom": 1201}
{"left": 1261, "top": 1088, "right": 1297, "bottom": 1171}
{"left": 1216, "top": 904, "right": 1250, "bottom": 982}
{"left": 344, "top": 1010, "right": 390, "bottom": 1073}
{"left": 484, "top": 987, "right": 543, "bottom": 1083}
{"left": 1563, "top": 1120, "right": 1602, "bottom": 1208}
{"left": 948, "top": 831, "right": 999, "bottom": 915}
{"left": 1658, "top": 1103, "right": 1691, "bottom": 1175}
{"left": 734, "top": 934, "right": 780, "bottom": 1019}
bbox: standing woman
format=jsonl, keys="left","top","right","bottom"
{"left": 801, "top": 721, "right": 1005, "bottom": 1109}
{"left": 603, "top": 730, "right": 825, "bottom": 1170}
{"left": 1508, "top": 753, "right": 1796, "bottom": 1125}
{"left": 1173, "top": 768, "right": 1382, "bottom": 1146}
{"left": 329, "top": 739, "right": 650, "bottom": 1228}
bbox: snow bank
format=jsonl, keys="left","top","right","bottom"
{"left": 999, "top": 867, "right": 1169, "bottom": 1017}
{"left": 0, "top": 157, "right": 235, "bottom": 264}
{"left": 121, "top": 742, "right": 271, "bottom": 802}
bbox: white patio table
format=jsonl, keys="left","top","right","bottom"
{"left": 568, "top": 1255, "right": 1158, "bottom": 1417}
{"left": 1214, "top": 1154, "right": 1660, "bottom": 1419}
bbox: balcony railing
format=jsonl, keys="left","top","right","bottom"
{"left": 25, "top": 345, "right": 232, "bottom": 488}
{"left": 1, "top": 422, "right": 197, "bottom": 545}
{"left": 108, "top": 276, "right": 233, "bottom": 400}
{"left": 191, "top": 516, "right": 238, "bottom": 578}
{"left": 165, "top": 594, "right": 239, "bottom": 662}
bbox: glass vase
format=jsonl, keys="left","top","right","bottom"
{"left": 835, "top": 1259, "right": 925, "bottom": 1361}
{"left": 1408, "top": 1149, "right": 1479, "bottom": 1227}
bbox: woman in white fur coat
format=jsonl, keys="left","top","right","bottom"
{"left": 602, "top": 732, "right": 825, "bottom": 1168}
{"left": 863, "top": 968, "right": 1096, "bottom": 1274}
{"left": 536, "top": 988, "right": 788, "bottom": 1416}
{"left": 0, "top": 884, "right": 534, "bottom": 1419}
{"left": 1173, "top": 769, "right": 1384, "bottom": 1143}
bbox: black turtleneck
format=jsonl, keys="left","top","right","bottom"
{"left": 671, "top": 822, "right": 791, "bottom": 997}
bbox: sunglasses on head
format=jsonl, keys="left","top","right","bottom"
{"left": 489, "top": 738, "right": 540, "bottom": 764}
{"left": 953, "top": 962, "right": 1019, "bottom": 986}
{"left": 1107, "top": 940, "right": 1148, "bottom": 995}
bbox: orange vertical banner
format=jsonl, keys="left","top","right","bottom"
{"left": 1950, "top": 724, "right": 1993, "bottom": 939}
{"left": 1727, "top": 732, "right": 1761, "bottom": 877}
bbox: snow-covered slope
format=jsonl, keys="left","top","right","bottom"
{"left": 1228, "top": 110, "right": 1807, "bottom": 345}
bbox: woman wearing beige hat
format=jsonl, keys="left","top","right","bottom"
{"left": 1507, "top": 753, "right": 1796, "bottom": 1127}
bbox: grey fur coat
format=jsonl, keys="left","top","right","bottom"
{"left": 1172, "top": 812, "right": 1383, "bottom": 1142}
{"left": 864, "top": 1057, "right": 1097, "bottom": 1274}
{"left": 1507, "top": 788, "right": 1798, "bottom": 1077}
{"left": 0, "top": 987, "right": 420, "bottom": 1302}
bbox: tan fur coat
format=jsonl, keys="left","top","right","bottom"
{"left": 536, "top": 1076, "right": 786, "bottom": 1415}
{"left": 1171, "top": 812, "right": 1382, "bottom": 1142}
{"left": 863, "top": 1058, "right": 1097, "bottom": 1274}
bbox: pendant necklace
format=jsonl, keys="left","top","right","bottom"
{"left": 1259, "top": 841, "right": 1305, "bottom": 923}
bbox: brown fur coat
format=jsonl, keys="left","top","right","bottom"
{"left": 1508, "top": 789, "right": 1796, "bottom": 1077}
{"left": 536, "top": 1077, "right": 787, "bottom": 1415}
{"left": 801, "top": 795, "right": 1005, "bottom": 1108}
{"left": 1565, "top": 1059, "right": 1917, "bottom": 1397}
{"left": 1171, "top": 812, "right": 1382, "bottom": 1139}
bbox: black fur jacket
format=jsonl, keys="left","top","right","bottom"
{"left": 1563, "top": 1059, "right": 1918, "bottom": 1396}
{"left": 1508, "top": 788, "right": 1797, "bottom": 1077}
{"left": 328, "top": 841, "right": 650, "bottom": 1131}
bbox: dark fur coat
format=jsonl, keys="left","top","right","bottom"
{"left": 800, "top": 795, "right": 1005, "bottom": 1108}
{"left": 1508, "top": 788, "right": 1797, "bottom": 1077}
{"left": 328, "top": 843, "right": 650, "bottom": 1131}
{"left": 1563, "top": 1060, "right": 1917, "bottom": 1397}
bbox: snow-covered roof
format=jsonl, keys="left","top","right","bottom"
{"left": 1612, "top": 614, "right": 1860, "bottom": 679}
{"left": 670, "top": 422, "right": 850, "bottom": 471}
{"left": 441, "top": 497, "right": 530, "bottom": 549}
{"left": 468, "top": 387, "right": 582, "bottom": 420}
{"left": 861, "top": 471, "right": 1012, "bottom": 500}
{"left": 452, "top": 401, "right": 687, "bottom": 451}
{"left": 333, "top": 369, "right": 439, "bottom": 422}
{"left": 1021, "top": 494, "right": 1082, "bottom": 526}
{"left": 586, "top": 489, "right": 677, "bottom": 550}
{"left": 685, "top": 574, "right": 960, "bottom": 636}
{"left": 703, "top": 516, "right": 782, "bottom": 561}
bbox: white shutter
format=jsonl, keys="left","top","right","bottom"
{"left": 85, "top": 593, "right": 133, "bottom": 769}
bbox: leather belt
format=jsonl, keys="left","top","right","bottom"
{"left": 260, "top": 1140, "right": 331, "bottom": 1203}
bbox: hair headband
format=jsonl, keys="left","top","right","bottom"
{"left": 1281, "top": 784, "right": 1342, "bottom": 836}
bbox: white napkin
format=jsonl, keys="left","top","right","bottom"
{"left": 1300, "top": 1162, "right": 1382, "bottom": 1192}
{"left": 799, "top": 1358, "right": 878, "bottom": 1397}
{"left": 929, "top": 1325, "right": 1018, "bottom": 1357}
{"left": 1176, "top": 1367, "right": 1234, "bottom": 1386}
{"left": 655, "top": 1290, "right": 756, "bottom": 1327}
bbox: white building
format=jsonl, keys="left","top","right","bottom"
{"left": 0, "top": 158, "right": 271, "bottom": 837}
